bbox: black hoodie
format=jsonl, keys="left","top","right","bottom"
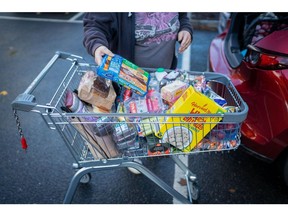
{"left": 83, "top": 12, "right": 193, "bottom": 69}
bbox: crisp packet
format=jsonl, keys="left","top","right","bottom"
{"left": 97, "top": 54, "right": 150, "bottom": 96}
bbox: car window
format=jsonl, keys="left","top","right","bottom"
{"left": 224, "top": 12, "right": 288, "bottom": 69}
{"left": 242, "top": 13, "right": 288, "bottom": 49}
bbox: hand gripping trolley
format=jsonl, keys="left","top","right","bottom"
{"left": 12, "top": 51, "right": 248, "bottom": 204}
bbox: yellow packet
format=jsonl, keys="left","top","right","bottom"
{"left": 155, "top": 85, "right": 226, "bottom": 152}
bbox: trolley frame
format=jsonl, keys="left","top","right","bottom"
{"left": 12, "top": 51, "right": 248, "bottom": 204}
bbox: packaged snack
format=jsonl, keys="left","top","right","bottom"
{"left": 63, "top": 90, "right": 115, "bottom": 138}
{"left": 159, "top": 70, "right": 180, "bottom": 88}
{"left": 191, "top": 75, "right": 206, "bottom": 92}
{"left": 63, "top": 90, "right": 98, "bottom": 122}
{"left": 160, "top": 80, "right": 189, "bottom": 104}
{"left": 209, "top": 90, "right": 227, "bottom": 107}
{"left": 123, "top": 88, "right": 133, "bottom": 102}
{"left": 78, "top": 71, "right": 116, "bottom": 112}
{"left": 115, "top": 102, "right": 126, "bottom": 122}
{"left": 123, "top": 145, "right": 147, "bottom": 157}
{"left": 146, "top": 90, "right": 164, "bottom": 113}
{"left": 123, "top": 96, "right": 149, "bottom": 121}
{"left": 137, "top": 117, "right": 159, "bottom": 137}
{"left": 97, "top": 54, "right": 150, "bottom": 96}
{"left": 148, "top": 142, "right": 170, "bottom": 156}
{"left": 163, "top": 70, "right": 180, "bottom": 80}
{"left": 93, "top": 75, "right": 111, "bottom": 98}
{"left": 92, "top": 105, "right": 110, "bottom": 114}
{"left": 207, "top": 123, "right": 239, "bottom": 141}
{"left": 112, "top": 122, "right": 138, "bottom": 150}
{"left": 223, "top": 105, "right": 240, "bottom": 113}
{"left": 113, "top": 122, "right": 137, "bottom": 143}
{"left": 70, "top": 117, "right": 119, "bottom": 159}
{"left": 64, "top": 90, "right": 85, "bottom": 113}
{"left": 93, "top": 116, "right": 114, "bottom": 136}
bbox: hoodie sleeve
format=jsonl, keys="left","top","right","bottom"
{"left": 178, "top": 13, "right": 194, "bottom": 40}
{"left": 83, "top": 13, "right": 117, "bottom": 57}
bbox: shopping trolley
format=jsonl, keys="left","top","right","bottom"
{"left": 12, "top": 51, "right": 248, "bottom": 204}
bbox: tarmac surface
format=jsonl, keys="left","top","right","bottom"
{"left": 1, "top": 13, "right": 288, "bottom": 205}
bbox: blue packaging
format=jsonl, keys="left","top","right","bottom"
{"left": 97, "top": 54, "right": 150, "bottom": 96}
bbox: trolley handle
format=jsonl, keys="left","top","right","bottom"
{"left": 12, "top": 51, "right": 83, "bottom": 112}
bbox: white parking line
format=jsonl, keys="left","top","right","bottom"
{"left": 172, "top": 155, "right": 189, "bottom": 204}
{"left": 0, "top": 15, "right": 82, "bottom": 24}
{"left": 181, "top": 45, "right": 192, "bottom": 71}
{"left": 69, "top": 12, "right": 84, "bottom": 21}
{"left": 172, "top": 47, "right": 191, "bottom": 204}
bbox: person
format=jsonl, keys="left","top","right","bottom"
{"left": 83, "top": 12, "right": 193, "bottom": 69}
{"left": 83, "top": 12, "right": 193, "bottom": 174}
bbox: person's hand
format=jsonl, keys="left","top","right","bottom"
{"left": 178, "top": 30, "right": 192, "bottom": 53}
{"left": 94, "top": 45, "right": 114, "bottom": 65}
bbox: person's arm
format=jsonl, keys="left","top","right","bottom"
{"left": 178, "top": 13, "right": 194, "bottom": 53}
{"left": 83, "top": 13, "right": 115, "bottom": 64}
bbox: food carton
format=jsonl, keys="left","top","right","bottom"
{"left": 155, "top": 85, "right": 227, "bottom": 152}
{"left": 97, "top": 55, "right": 150, "bottom": 96}
{"left": 160, "top": 80, "right": 189, "bottom": 104}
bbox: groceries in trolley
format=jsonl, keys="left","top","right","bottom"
{"left": 155, "top": 85, "right": 227, "bottom": 152}
{"left": 147, "top": 142, "right": 170, "bottom": 156}
{"left": 112, "top": 122, "right": 139, "bottom": 150}
{"left": 195, "top": 123, "right": 240, "bottom": 151}
{"left": 61, "top": 66, "right": 242, "bottom": 158}
{"left": 77, "top": 70, "right": 116, "bottom": 112}
{"left": 63, "top": 90, "right": 114, "bottom": 136}
{"left": 160, "top": 80, "right": 189, "bottom": 105}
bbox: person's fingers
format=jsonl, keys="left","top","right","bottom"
{"left": 181, "top": 32, "right": 191, "bottom": 46}
{"left": 104, "top": 47, "right": 114, "bottom": 57}
{"left": 178, "top": 31, "right": 184, "bottom": 43}
{"left": 94, "top": 46, "right": 114, "bottom": 65}
{"left": 178, "top": 31, "right": 192, "bottom": 53}
{"left": 95, "top": 54, "right": 102, "bottom": 66}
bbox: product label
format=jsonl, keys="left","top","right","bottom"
{"left": 155, "top": 85, "right": 226, "bottom": 152}
{"left": 115, "top": 123, "right": 129, "bottom": 134}
{"left": 97, "top": 55, "right": 150, "bottom": 96}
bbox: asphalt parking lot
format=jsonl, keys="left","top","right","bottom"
{"left": 1, "top": 13, "right": 288, "bottom": 206}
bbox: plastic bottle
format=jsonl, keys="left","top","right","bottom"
{"left": 148, "top": 73, "right": 160, "bottom": 92}
{"left": 155, "top": 68, "right": 168, "bottom": 83}
{"left": 146, "top": 74, "right": 163, "bottom": 113}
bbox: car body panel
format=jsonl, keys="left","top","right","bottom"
{"left": 209, "top": 13, "right": 288, "bottom": 162}
{"left": 255, "top": 30, "right": 288, "bottom": 54}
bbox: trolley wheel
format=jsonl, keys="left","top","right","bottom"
{"left": 188, "top": 181, "right": 200, "bottom": 203}
{"left": 80, "top": 173, "right": 92, "bottom": 184}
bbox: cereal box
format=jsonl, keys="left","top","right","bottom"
{"left": 155, "top": 85, "right": 227, "bottom": 152}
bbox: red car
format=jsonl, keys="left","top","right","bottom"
{"left": 208, "top": 12, "right": 288, "bottom": 186}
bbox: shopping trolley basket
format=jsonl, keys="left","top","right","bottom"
{"left": 12, "top": 51, "right": 248, "bottom": 204}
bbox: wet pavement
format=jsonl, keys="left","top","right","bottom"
{"left": 1, "top": 13, "right": 288, "bottom": 205}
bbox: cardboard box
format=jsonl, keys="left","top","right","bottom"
{"left": 155, "top": 85, "right": 226, "bottom": 152}
{"left": 97, "top": 55, "right": 150, "bottom": 96}
{"left": 160, "top": 80, "right": 188, "bottom": 103}
{"left": 71, "top": 118, "right": 119, "bottom": 159}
